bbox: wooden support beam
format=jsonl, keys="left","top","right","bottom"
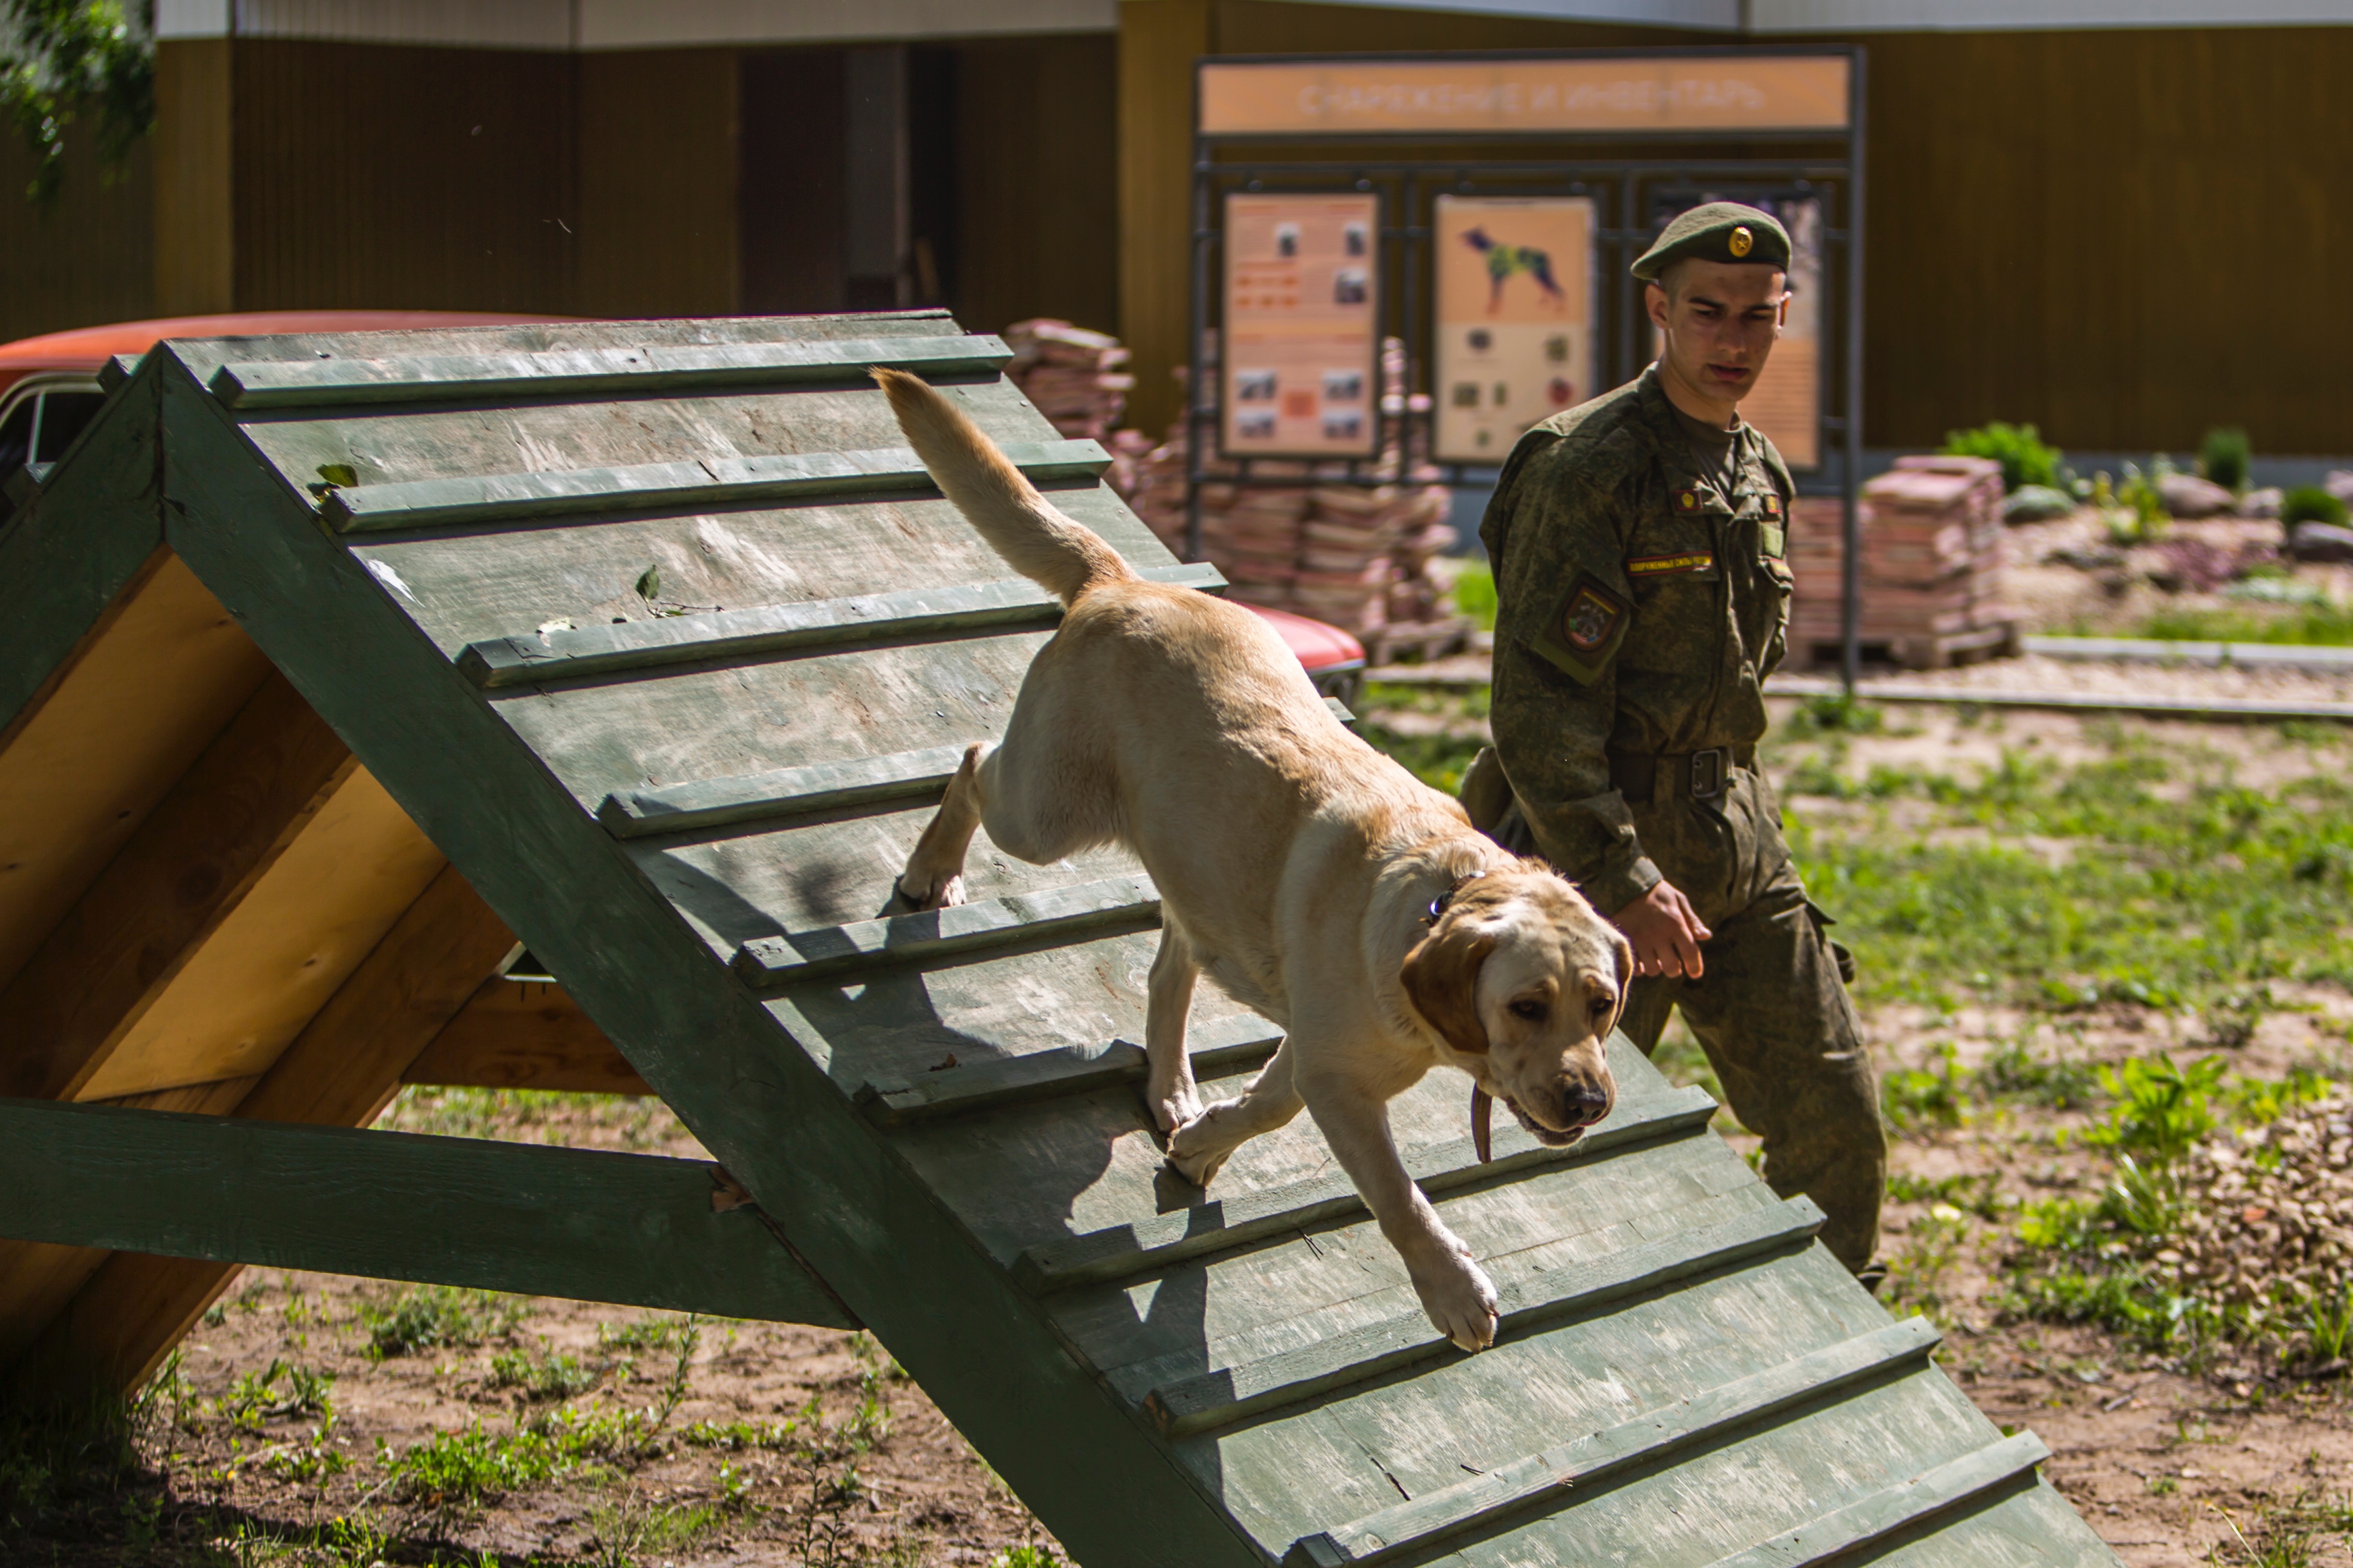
{"left": 0, "top": 670, "right": 352, "bottom": 1104}
{"left": 0, "top": 1099, "right": 857, "bottom": 1340}
{"left": 324, "top": 438, "right": 1110, "bottom": 532}
{"left": 460, "top": 562, "right": 1222, "bottom": 689}
{"left": 209, "top": 334, "right": 1011, "bottom": 409}
{"left": 733, "top": 873, "right": 1162, "bottom": 987}
{"left": 3, "top": 864, "right": 517, "bottom": 1398}
{"left": 403, "top": 977, "right": 651, "bottom": 1095}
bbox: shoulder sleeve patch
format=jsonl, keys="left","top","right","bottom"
{"left": 1529, "top": 575, "right": 1632, "bottom": 686}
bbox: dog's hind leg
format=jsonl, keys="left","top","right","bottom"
{"left": 1167, "top": 1036, "right": 1303, "bottom": 1189}
{"left": 1145, "top": 921, "right": 1205, "bottom": 1133}
{"left": 896, "top": 743, "right": 988, "bottom": 911}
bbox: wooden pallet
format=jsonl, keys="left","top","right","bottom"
{"left": 1795, "top": 617, "right": 2023, "bottom": 672}
{"left": 0, "top": 315, "right": 2118, "bottom": 1566}
{"left": 1362, "top": 614, "right": 1474, "bottom": 667}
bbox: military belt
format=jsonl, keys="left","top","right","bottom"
{"left": 1608, "top": 744, "right": 1757, "bottom": 803}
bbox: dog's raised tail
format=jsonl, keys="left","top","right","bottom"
{"left": 873, "top": 367, "right": 1135, "bottom": 607}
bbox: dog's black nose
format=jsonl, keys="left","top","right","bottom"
{"left": 1560, "top": 1084, "right": 1613, "bottom": 1128}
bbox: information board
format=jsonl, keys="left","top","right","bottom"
{"left": 1432, "top": 195, "right": 1595, "bottom": 465}
{"left": 1221, "top": 192, "right": 1382, "bottom": 460}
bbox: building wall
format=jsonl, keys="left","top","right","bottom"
{"left": 230, "top": 39, "right": 580, "bottom": 314}
{"left": 1117, "top": 2, "right": 2353, "bottom": 455}
{"left": 950, "top": 34, "right": 1121, "bottom": 341}
{"left": 0, "top": 104, "right": 156, "bottom": 343}
{"left": 578, "top": 50, "right": 740, "bottom": 318}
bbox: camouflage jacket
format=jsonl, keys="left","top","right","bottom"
{"left": 1478, "top": 366, "right": 1797, "bottom": 915}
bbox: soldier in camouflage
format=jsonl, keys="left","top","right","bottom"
{"left": 1470, "top": 202, "right": 1885, "bottom": 1278}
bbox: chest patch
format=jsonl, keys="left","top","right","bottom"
{"left": 1561, "top": 584, "right": 1625, "bottom": 651}
{"left": 1674, "top": 487, "right": 1705, "bottom": 514}
{"left": 1628, "top": 551, "right": 1715, "bottom": 578}
{"left": 1761, "top": 493, "right": 1782, "bottom": 519}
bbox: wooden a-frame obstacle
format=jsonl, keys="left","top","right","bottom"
{"left": 0, "top": 312, "right": 2120, "bottom": 1565}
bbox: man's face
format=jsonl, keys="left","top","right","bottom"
{"left": 1645, "top": 260, "right": 1789, "bottom": 405}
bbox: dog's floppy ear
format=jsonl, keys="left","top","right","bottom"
{"left": 1602, "top": 930, "right": 1634, "bottom": 1039}
{"left": 1402, "top": 919, "right": 1496, "bottom": 1056}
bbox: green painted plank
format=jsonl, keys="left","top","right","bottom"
{"left": 210, "top": 333, "right": 1012, "bottom": 409}
{"left": 603, "top": 743, "right": 972, "bottom": 839}
{"left": 464, "top": 561, "right": 1225, "bottom": 689}
{"left": 859, "top": 1012, "right": 1284, "bottom": 1128}
{"left": 1015, "top": 1080, "right": 1723, "bottom": 1294}
{"left": 0, "top": 1097, "right": 854, "bottom": 1328}
{"left": 0, "top": 363, "right": 162, "bottom": 735}
{"left": 1703, "top": 1431, "right": 2052, "bottom": 1567}
{"left": 323, "top": 438, "right": 1111, "bottom": 531}
{"left": 1284, "top": 1316, "right": 1941, "bottom": 1565}
{"left": 1146, "top": 1198, "right": 1827, "bottom": 1437}
{"left": 733, "top": 873, "right": 1162, "bottom": 987}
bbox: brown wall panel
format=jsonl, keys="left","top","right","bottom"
{"left": 951, "top": 34, "right": 1119, "bottom": 345}
{"left": 579, "top": 49, "right": 741, "bottom": 318}
{"left": 230, "top": 38, "right": 578, "bottom": 314}
{"left": 152, "top": 40, "right": 227, "bottom": 318}
{"left": 740, "top": 49, "right": 847, "bottom": 314}
{"left": 0, "top": 101, "right": 155, "bottom": 342}
{"left": 1829, "top": 25, "right": 2353, "bottom": 453}
{"left": 1118, "top": 7, "right": 2353, "bottom": 455}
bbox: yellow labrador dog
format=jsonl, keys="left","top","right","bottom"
{"left": 876, "top": 369, "right": 1629, "bottom": 1351}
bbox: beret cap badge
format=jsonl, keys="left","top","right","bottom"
{"left": 1728, "top": 224, "right": 1753, "bottom": 258}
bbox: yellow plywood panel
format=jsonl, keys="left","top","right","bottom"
{"left": 0, "top": 552, "right": 274, "bottom": 991}
{"left": 77, "top": 767, "right": 445, "bottom": 1101}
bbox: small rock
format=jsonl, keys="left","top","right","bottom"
{"left": 2003, "top": 484, "right": 2075, "bottom": 522}
{"left": 2243, "top": 486, "right": 2284, "bottom": 519}
{"left": 2160, "top": 472, "right": 2236, "bottom": 519}
{"left": 2327, "top": 470, "right": 2353, "bottom": 502}
{"left": 2290, "top": 521, "right": 2353, "bottom": 564}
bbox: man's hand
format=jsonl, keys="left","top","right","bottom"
{"left": 1614, "top": 882, "right": 1712, "bottom": 978}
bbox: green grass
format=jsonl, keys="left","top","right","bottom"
{"left": 2134, "top": 601, "right": 2353, "bottom": 646}
{"left": 1448, "top": 563, "right": 1497, "bottom": 630}
{"left": 356, "top": 1285, "right": 523, "bottom": 1360}
{"left": 487, "top": 1342, "right": 600, "bottom": 1401}
{"left": 1780, "top": 740, "right": 2353, "bottom": 1015}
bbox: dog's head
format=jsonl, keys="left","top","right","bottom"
{"left": 1400, "top": 865, "right": 1629, "bottom": 1147}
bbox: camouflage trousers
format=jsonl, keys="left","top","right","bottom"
{"left": 1490, "top": 763, "right": 1885, "bottom": 1274}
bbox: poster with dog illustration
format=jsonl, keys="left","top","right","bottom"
{"left": 1222, "top": 192, "right": 1381, "bottom": 459}
{"left": 1433, "top": 195, "right": 1595, "bottom": 465}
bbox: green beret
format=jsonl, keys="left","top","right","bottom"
{"left": 1631, "top": 202, "right": 1791, "bottom": 281}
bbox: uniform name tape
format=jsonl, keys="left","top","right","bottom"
{"left": 1628, "top": 552, "right": 1715, "bottom": 576}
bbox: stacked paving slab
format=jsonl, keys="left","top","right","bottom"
{"left": 0, "top": 312, "right": 2116, "bottom": 1567}
{"left": 1790, "top": 454, "right": 2020, "bottom": 669}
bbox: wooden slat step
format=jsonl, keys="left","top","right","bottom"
{"left": 1014, "top": 1082, "right": 1722, "bottom": 1294}
{"left": 323, "top": 438, "right": 1109, "bottom": 531}
{"left": 733, "top": 873, "right": 1161, "bottom": 987}
{"left": 602, "top": 693, "right": 1353, "bottom": 839}
{"left": 857, "top": 1013, "right": 1285, "bottom": 1128}
{"left": 1146, "top": 1197, "right": 1827, "bottom": 1437}
{"left": 602, "top": 743, "right": 972, "bottom": 839}
{"left": 1283, "top": 1315, "right": 1942, "bottom": 1565}
{"left": 210, "top": 333, "right": 1011, "bottom": 409}
{"left": 462, "top": 562, "right": 1224, "bottom": 688}
{"left": 1703, "top": 1430, "right": 2051, "bottom": 1567}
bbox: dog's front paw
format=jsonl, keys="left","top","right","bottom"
{"left": 1409, "top": 1242, "right": 1499, "bottom": 1353}
{"left": 1166, "top": 1107, "right": 1234, "bottom": 1188}
{"left": 1149, "top": 1078, "right": 1203, "bottom": 1137}
{"left": 894, "top": 870, "right": 966, "bottom": 912}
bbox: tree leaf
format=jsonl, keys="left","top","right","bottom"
{"left": 634, "top": 565, "right": 660, "bottom": 602}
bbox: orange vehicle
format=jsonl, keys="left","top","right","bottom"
{"left": 0, "top": 310, "right": 1367, "bottom": 695}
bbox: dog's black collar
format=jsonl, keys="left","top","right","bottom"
{"left": 1424, "top": 873, "right": 1477, "bottom": 926}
